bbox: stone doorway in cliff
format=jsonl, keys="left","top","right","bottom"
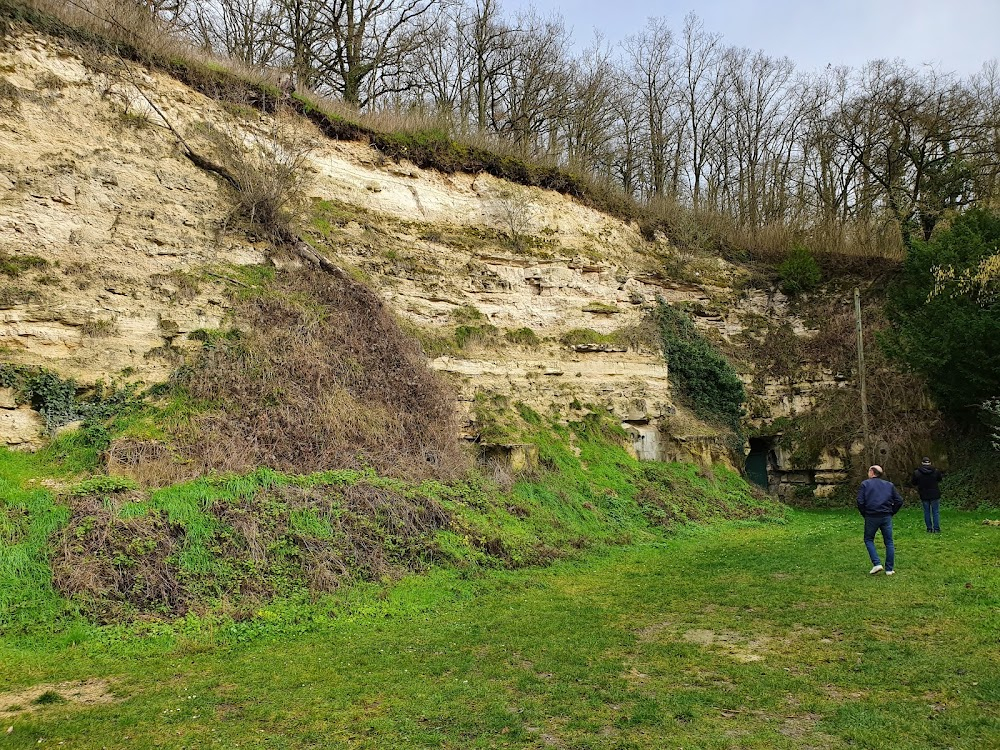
{"left": 745, "top": 437, "right": 774, "bottom": 489}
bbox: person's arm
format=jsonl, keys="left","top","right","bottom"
{"left": 857, "top": 482, "right": 867, "bottom": 515}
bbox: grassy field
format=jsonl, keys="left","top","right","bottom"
{"left": 2, "top": 507, "right": 998, "bottom": 749}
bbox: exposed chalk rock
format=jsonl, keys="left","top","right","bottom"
{"left": 0, "top": 406, "right": 44, "bottom": 448}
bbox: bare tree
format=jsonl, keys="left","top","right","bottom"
{"left": 608, "top": 72, "right": 646, "bottom": 195}
{"left": 193, "top": 0, "right": 282, "bottom": 67}
{"left": 267, "top": 0, "right": 329, "bottom": 91}
{"left": 459, "top": 0, "right": 517, "bottom": 133}
{"left": 623, "top": 17, "right": 680, "bottom": 199}
{"left": 832, "top": 62, "right": 997, "bottom": 244}
{"left": 722, "top": 47, "right": 796, "bottom": 225}
{"left": 316, "top": 0, "right": 442, "bottom": 107}
{"left": 678, "top": 13, "right": 726, "bottom": 208}
{"left": 969, "top": 60, "right": 1000, "bottom": 208}
{"left": 488, "top": 11, "right": 572, "bottom": 155}
{"left": 562, "top": 34, "right": 624, "bottom": 175}
{"left": 798, "top": 66, "right": 861, "bottom": 225}
{"left": 405, "top": 6, "right": 468, "bottom": 121}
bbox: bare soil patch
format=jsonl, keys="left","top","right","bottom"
{"left": 0, "top": 679, "right": 115, "bottom": 717}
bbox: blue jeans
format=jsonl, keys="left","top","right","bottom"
{"left": 864, "top": 514, "right": 894, "bottom": 571}
{"left": 922, "top": 500, "right": 941, "bottom": 532}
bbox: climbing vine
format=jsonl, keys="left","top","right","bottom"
{"left": 653, "top": 301, "right": 745, "bottom": 431}
{"left": 0, "top": 364, "right": 140, "bottom": 434}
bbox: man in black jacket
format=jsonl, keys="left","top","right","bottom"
{"left": 911, "top": 457, "right": 944, "bottom": 533}
{"left": 857, "top": 465, "right": 904, "bottom": 575}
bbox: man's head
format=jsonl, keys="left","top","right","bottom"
{"left": 921, "top": 457, "right": 932, "bottom": 466}
{"left": 868, "top": 465, "right": 884, "bottom": 478}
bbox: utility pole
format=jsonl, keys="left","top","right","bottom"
{"left": 855, "top": 288, "right": 871, "bottom": 466}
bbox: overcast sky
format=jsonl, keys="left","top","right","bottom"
{"left": 503, "top": 0, "right": 999, "bottom": 76}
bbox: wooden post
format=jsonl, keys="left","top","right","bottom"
{"left": 855, "top": 288, "right": 870, "bottom": 465}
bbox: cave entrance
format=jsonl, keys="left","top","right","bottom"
{"left": 745, "top": 437, "right": 773, "bottom": 489}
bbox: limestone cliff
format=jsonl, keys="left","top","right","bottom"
{"left": 0, "top": 30, "right": 860, "bottom": 484}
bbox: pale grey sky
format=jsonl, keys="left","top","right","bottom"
{"left": 504, "top": 0, "right": 999, "bottom": 75}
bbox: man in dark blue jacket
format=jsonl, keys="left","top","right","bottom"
{"left": 911, "top": 457, "right": 944, "bottom": 533}
{"left": 857, "top": 465, "right": 904, "bottom": 575}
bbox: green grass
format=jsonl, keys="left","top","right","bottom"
{"left": 0, "top": 409, "right": 778, "bottom": 628}
{"left": 0, "top": 509, "right": 997, "bottom": 748}
{"left": 0, "top": 407, "right": 994, "bottom": 748}
{"left": 0, "top": 460, "right": 72, "bottom": 630}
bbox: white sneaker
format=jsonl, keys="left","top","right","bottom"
{"left": 886, "top": 570, "right": 896, "bottom": 576}
{"left": 870, "top": 564, "right": 884, "bottom": 575}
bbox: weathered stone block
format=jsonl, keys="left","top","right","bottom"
{"left": 0, "top": 387, "right": 17, "bottom": 409}
{"left": 816, "top": 449, "right": 847, "bottom": 471}
{"left": 782, "top": 471, "right": 812, "bottom": 485}
{"left": 814, "top": 470, "right": 850, "bottom": 484}
{"left": 624, "top": 424, "right": 660, "bottom": 461}
{"left": 0, "top": 406, "right": 44, "bottom": 449}
{"left": 479, "top": 443, "right": 538, "bottom": 472}
{"left": 813, "top": 484, "right": 839, "bottom": 499}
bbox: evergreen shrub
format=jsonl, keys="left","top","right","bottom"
{"left": 778, "top": 245, "right": 822, "bottom": 295}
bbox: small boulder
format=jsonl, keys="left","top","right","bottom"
{"left": 0, "top": 406, "right": 44, "bottom": 449}
{"left": 0, "top": 387, "right": 17, "bottom": 409}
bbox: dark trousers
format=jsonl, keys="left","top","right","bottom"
{"left": 922, "top": 499, "right": 941, "bottom": 532}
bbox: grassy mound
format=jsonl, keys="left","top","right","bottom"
{"left": 68, "top": 265, "right": 464, "bottom": 486}
{"left": 51, "top": 471, "right": 452, "bottom": 624}
{"left": 1, "top": 406, "right": 782, "bottom": 632}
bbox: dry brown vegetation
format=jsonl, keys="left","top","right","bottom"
{"left": 53, "top": 481, "right": 453, "bottom": 622}
{"left": 643, "top": 197, "right": 907, "bottom": 265}
{"left": 190, "top": 116, "right": 312, "bottom": 243}
{"left": 4, "top": 0, "right": 188, "bottom": 61}
{"left": 806, "top": 306, "right": 937, "bottom": 483}
{"left": 177, "top": 267, "right": 467, "bottom": 481}
{"left": 53, "top": 493, "right": 184, "bottom": 620}
{"left": 740, "top": 297, "right": 938, "bottom": 483}
{"left": 104, "top": 439, "right": 183, "bottom": 486}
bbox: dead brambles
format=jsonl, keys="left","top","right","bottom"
{"left": 52, "top": 494, "right": 185, "bottom": 622}
{"left": 50, "top": 480, "right": 453, "bottom": 622}
{"left": 177, "top": 267, "right": 467, "bottom": 481}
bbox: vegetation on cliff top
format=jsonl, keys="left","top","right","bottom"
{"left": 10, "top": 0, "right": 991, "bottom": 268}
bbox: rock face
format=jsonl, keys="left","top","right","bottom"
{"left": 0, "top": 388, "right": 43, "bottom": 448}
{"left": 0, "top": 31, "right": 874, "bottom": 487}
{"left": 0, "top": 35, "right": 264, "bottom": 393}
